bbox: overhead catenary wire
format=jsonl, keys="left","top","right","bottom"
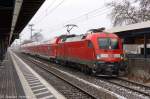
{"left": 31, "top": 0, "right": 57, "bottom": 25}
{"left": 45, "top": 6, "right": 112, "bottom": 33}
{"left": 66, "top": 6, "right": 112, "bottom": 23}
{"left": 46, "top": 0, "right": 65, "bottom": 15}
{"left": 46, "top": 0, "right": 57, "bottom": 11}
{"left": 34, "top": 0, "right": 66, "bottom": 25}
{"left": 66, "top": 6, "right": 112, "bottom": 24}
{"left": 30, "top": 3, "right": 112, "bottom": 37}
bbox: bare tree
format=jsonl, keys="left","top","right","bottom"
{"left": 32, "top": 33, "right": 44, "bottom": 42}
{"left": 107, "top": 0, "right": 150, "bottom": 26}
{"left": 136, "top": 0, "right": 150, "bottom": 21}
{"left": 136, "top": 0, "right": 150, "bottom": 8}
{"left": 22, "top": 40, "right": 33, "bottom": 45}
{"left": 21, "top": 32, "right": 44, "bottom": 45}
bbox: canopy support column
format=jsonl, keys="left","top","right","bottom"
{"left": 144, "top": 34, "right": 147, "bottom": 58}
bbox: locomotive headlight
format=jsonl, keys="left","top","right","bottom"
{"left": 120, "top": 54, "right": 124, "bottom": 59}
{"left": 101, "top": 54, "right": 109, "bottom": 58}
{"left": 96, "top": 54, "right": 101, "bottom": 59}
{"left": 113, "top": 54, "right": 121, "bottom": 58}
{"left": 96, "top": 54, "right": 108, "bottom": 59}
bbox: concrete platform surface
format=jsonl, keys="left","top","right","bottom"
{"left": 0, "top": 52, "right": 25, "bottom": 99}
{"left": 0, "top": 49, "right": 66, "bottom": 99}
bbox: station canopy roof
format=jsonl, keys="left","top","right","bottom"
{"left": 106, "top": 21, "right": 150, "bottom": 33}
{"left": 105, "top": 21, "right": 150, "bottom": 44}
{"left": 0, "top": 0, "right": 45, "bottom": 45}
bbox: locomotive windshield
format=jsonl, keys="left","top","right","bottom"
{"left": 98, "top": 38, "right": 119, "bottom": 49}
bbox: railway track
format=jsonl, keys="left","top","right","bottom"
{"left": 29, "top": 59, "right": 97, "bottom": 99}
{"left": 18, "top": 52, "right": 150, "bottom": 99}
{"left": 27, "top": 54, "right": 150, "bottom": 97}
{"left": 106, "top": 77, "right": 150, "bottom": 97}
{"left": 19, "top": 53, "right": 124, "bottom": 99}
{"left": 23, "top": 58, "right": 95, "bottom": 99}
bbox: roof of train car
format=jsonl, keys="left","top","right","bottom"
{"left": 22, "top": 32, "right": 119, "bottom": 47}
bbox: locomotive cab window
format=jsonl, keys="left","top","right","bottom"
{"left": 98, "top": 38, "right": 119, "bottom": 49}
{"left": 111, "top": 38, "right": 119, "bottom": 49}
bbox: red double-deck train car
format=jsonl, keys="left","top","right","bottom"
{"left": 21, "top": 29, "right": 127, "bottom": 76}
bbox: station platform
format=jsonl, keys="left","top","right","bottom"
{"left": 0, "top": 50, "right": 66, "bottom": 99}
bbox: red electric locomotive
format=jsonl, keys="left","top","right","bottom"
{"left": 21, "top": 29, "right": 127, "bottom": 76}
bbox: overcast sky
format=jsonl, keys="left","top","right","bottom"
{"left": 19, "top": 0, "right": 114, "bottom": 43}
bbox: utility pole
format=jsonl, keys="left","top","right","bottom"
{"left": 65, "top": 24, "right": 78, "bottom": 34}
{"left": 29, "top": 24, "right": 34, "bottom": 41}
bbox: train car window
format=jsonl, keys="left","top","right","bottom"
{"left": 88, "top": 40, "right": 93, "bottom": 48}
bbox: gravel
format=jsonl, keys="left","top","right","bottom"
{"left": 18, "top": 53, "right": 150, "bottom": 99}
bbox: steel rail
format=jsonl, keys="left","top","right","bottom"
{"left": 105, "top": 78, "right": 150, "bottom": 97}
{"left": 22, "top": 55, "right": 98, "bottom": 99}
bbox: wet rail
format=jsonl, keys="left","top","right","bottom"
{"left": 21, "top": 55, "right": 100, "bottom": 99}
{"left": 19, "top": 53, "right": 124, "bottom": 99}
{"left": 18, "top": 52, "right": 150, "bottom": 99}
{"left": 105, "top": 77, "right": 150, "bottom": 97}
